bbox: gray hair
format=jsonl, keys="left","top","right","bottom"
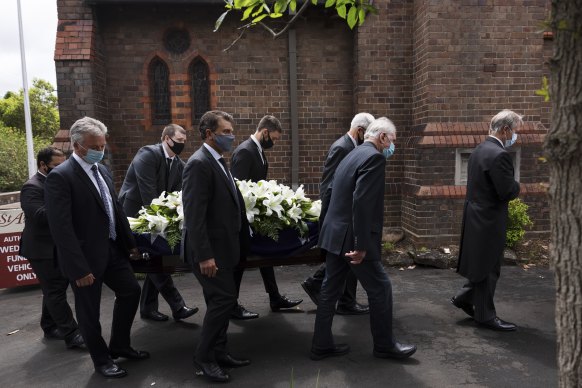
{"left": 364, "top": 117, "right": 396, "bottom": 140}
{"left": 350, "top": 112, "right": 375, "bottom": 130}
{"left": 489, "top": 110, "right": 523, "bottom": 134}
{"left": 70, "top": 117, "right": 108, "bottom": 145}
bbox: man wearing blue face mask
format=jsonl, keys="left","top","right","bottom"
{"left": 45, "top": 117, "right": 148, "bottom": 378}
{"left": 311, "top": 117, "right": 417, "bottom": 362}
{"left": 451, "top": 109, "right": 522, "bottom": 331}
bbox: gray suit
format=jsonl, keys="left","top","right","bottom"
{"left": 313, "top": 142, "right": 396, "bottom": 351}
{"left": 119, "top": 143, "right": 187, "bottom": 315}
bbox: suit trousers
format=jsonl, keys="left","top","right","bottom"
{"left": 27, "top": 258, "right": 79, "bottom": 339}
{"left": 140, "top": 273, "right": 185, "bottom": 314}
{"left": 70, "top": 241, "right": 141, "bottom": 367}
{"left": 310, "top": 259, "right": 359, "bottom": 307}
{"left": 193, "top": 266, "right": 237, "bottom": 362}
{"left": 234, "top": 263, "right": 280, "bottom": 298}
{"left": 313, "top": 252, "right": 394, "bottom": 351}
{"left": 454, "top": 260, "right": 501, "bottom": 323}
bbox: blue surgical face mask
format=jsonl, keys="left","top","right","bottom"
{"left": 504, "top": 132, "right": 518, "bottom": 148}
{"left": 383, "top": 142, "right": 395, "bottom": 159}
{"left": 214, "top": 133, "right": 235, "bottom": 153}
{"left": 78, "top": 143, "right": 105, "bottom": 164}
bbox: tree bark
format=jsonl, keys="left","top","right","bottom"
{"left": 547, "top": 1, "right": 582, "bottom": 387}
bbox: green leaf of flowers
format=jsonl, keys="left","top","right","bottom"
{"left": 243, "top": 5, "right": 256, "bottom": 20}
{"left": 347, "top": 6, "right": 357, "bottom": 29}
{"left": 214, "top": 10, "right": 229, "bottom": 32}
{"left": 337, "top": 4, "right": 347, "bottom": 18}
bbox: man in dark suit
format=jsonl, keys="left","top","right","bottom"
{"left": 45, "top": 117, "right": 149, "bottom": 378}
{"left": 311, "top": 117, "right": 416, "bottom": 361}
{"left": 301, "top": 112, "right": 374, "bottom": 315}
{"left": 230, "top": 114, "right": 302, "bottom": 319}
{"left": 119, "top": 124, "right": 198, "bottom": 322}
{"left": 19, "top": 146, "right": 84, "bottom": 349}
{"left": 451, "top": 110, "right": 522, "bottom": 331}
{"left": 182, "top": 110, "right": 251, "bottom": 383}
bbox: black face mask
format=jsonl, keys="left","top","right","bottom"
{"left": 260, "top": 131, "right": 274, "bottom": 149}
{"left": 167, "top": 138, "right": 185, "bottom": 155}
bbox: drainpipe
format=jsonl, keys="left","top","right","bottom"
{"left": 288, "top": 27, "right": 299, "bottom": 189}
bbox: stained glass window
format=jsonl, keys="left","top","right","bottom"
{"left": 149, "top": 58, "right": 171, "bottom": 125}
{"left": 190, "top": 58, "right": 210, "bottom": 121}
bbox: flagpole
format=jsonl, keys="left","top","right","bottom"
{"left": 17, "top": 0, "right": 36, "bottom": 178}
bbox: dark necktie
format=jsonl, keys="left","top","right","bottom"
{"left": 218, "top": 158, "right": 235, "bottom": 190}
{"left": 166, "top": 158, "right": 172, "bottom": 191}
{"left": 91, "top": 165, "right": 116, "bottom": 240}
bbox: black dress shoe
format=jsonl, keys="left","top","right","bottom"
{"left": 270, "top": 295, "right": 303, "bottom": 311}
{"left": 95, "top": 363, "right": 127, "bottom": 378}
{"left": 478, "top": 317, "right": 517, "bottom": 331}
{"left": 65, "top": 332, "right": 86, "bottom": 349}
{"left": 301, "top": 280, "right": 321, "bottom": 306}
{"left": 141, "top": 310, "right": 169, "bottom": 322}
{"left": 374, "top": 342, "right": 417, "bottom": 359}
{"left": 44, "top": 328, "right": 64, "bottom": 340}
{"left": 231, "top": 304, "right": 259, "bottom": 320}
{"left": 310, "top": 343, "right": 350, "bottom": 360}
{"left": 110, "top": 347, "right": 150, "bottom": 360}
{"left": 216, "top": 353, "right": 251, "bottom": 368}
{"left": 194, "top": 360, "right": 230, "bottom": 382}
{"left": 336, "top": 302, "right": 370, "bottom": 315}
{"left": 450, "top": 296, "right": 475, "bottom": 318}
{"left": 173, "top": 306, "right": 199, "bottom": 321}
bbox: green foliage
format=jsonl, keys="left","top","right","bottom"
{"left": 215, "top": 0, "right": 378, "bottom": 34}
{"left": 382, "top": 241, "right": 395, "bottom": 253}
{"left": 506, "top": 198, "right": 534, "bottom": 248}
{"left": 535, "top": 76, "right": 550, "bottom": 102}
{"left": 0, "top": 78, "right": 59, "bottom": 141}
{"left": 0, "top": 125, "right": 52, "bottom": 192}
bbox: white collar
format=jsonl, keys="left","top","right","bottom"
{"left": 203, "top": 143, "right": 222, "bottom": 161}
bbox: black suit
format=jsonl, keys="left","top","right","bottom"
{"left": 45, "top": 155, "right": 141, "bottom": 368}
{"left": 182, "top": 144, "right": 248, "bottom": 362}
{"left": 454, "top": 137, "right": 520, "bottom": 322}
{"left": 313, "top": 142, "right": 396, "bottom": 351}
{"left": 19, "top": 172, "right": 79, "bottom": 340}
{"left": 119, "top": 143, "right": 188, "bottom": 315}
{"left": 309, "top": 134, "right": 360, "bottom": 307}
{"left": 230, "top": 137, "right": 280, "bottom": 298}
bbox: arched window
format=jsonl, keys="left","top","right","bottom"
{"left": 149, "top": 58, "right": 171, "bottom": 125}
{"left": 190, "top": 58, "right": 210, "bottom": 121}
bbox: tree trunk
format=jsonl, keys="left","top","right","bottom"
{"left": 547, "top": 1, "right": 582, "bottom": 387}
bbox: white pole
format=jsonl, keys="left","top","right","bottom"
{"left": 17, "top": 0, "right": 36, "bottom": 178}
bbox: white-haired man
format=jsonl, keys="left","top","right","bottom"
{"left": 301, "top": 112, "right": 374, "bottom": 315}
{"left": 451, "top": 110, "right": 522, "bottom": 331}
{"left": 311, "top": 117, "right": 416, "bottom": 361}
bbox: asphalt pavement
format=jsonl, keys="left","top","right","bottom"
{"left": 0, "top": 264, "right": 556, "bottom": 388}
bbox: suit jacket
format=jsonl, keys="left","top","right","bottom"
{"left": 319, "top": 134, "right": 356, "bottom": 226}
{"left": 457, "top": 137, "right": 520, "bottom": 282}
{"left": 45, "top": 157, "right": 136, "bottom": 281}
{"left": 230, "top": 137, "right": 268, "bottom": 182}
{"left": 118, "top": 143, "right": 184, "bottom": 217}
{"left": 318, "top": 142, "right": 385, "bottom": 261}
{"left": 182, "top": 145, "right": 247, "bottom": 270}
{"left": 19, "top": 172, "right": 54, "bottom": 260}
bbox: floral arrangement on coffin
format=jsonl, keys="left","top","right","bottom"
{"left": 127, "top": 191, "right": 183, "bottom": 251}
{"left": 127, "top": 180, "right": 321, "bottom": 250}
{"left": 236, "top": 179, "right": 321, "bottom": 241}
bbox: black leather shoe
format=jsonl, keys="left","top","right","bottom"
{"left": 65, "top": 332, "right": 86, "bottom": 349}
{"left": 44, "top": 328, "right": 64, "bottom": 340}
{"left": 216, "top": 353, "right": 251, "bottom": 368}
{"left": 141, "top": 310, "right": 169, "bottom": 322}
{"left": 270, "top": 295, "right": 303, "bottom": 312}
{"left": 310, "top": 343, "right": 350, "bottom": 360}
{"left": 450, "top": 296, "right": 475, "bottom": 318}
{"left": 301, "top": 280, "right": 321, "bottom": 306}
{"left": 374, "top": 342, "right": 417, "bottom": 359}
{"left": 336, "top": 302, "right": 370, "bottom": 315}
{"left": 194, "top": 360, "right": 230, "bottom": 382}
{"left": 231, "top": 304, "right": 259, "bottom": 320}
{"left": 110, "top": 347, "right": 150, "bottom": 360}
{"left": 95, "top": 363, "right": 127, "bottom": 378}
{"left": 173, "top": 306, "right": 199, "bottom": 321}
{"left": 478, "top": 317, "right": 517, "bottom": 331}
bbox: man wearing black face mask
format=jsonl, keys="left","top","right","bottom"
{"left": 119, "top": 124, "right": 198, "bottom": 323}
{"left": 230, "top": 115, "right": 303, "bottom": 319}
